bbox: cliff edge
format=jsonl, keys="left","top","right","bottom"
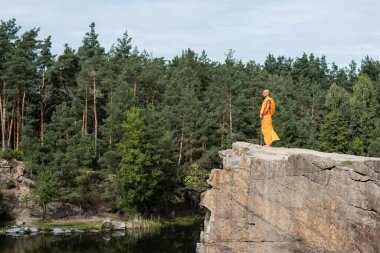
{"left": 197, "top": 142, "right": 380, "bottom": 253}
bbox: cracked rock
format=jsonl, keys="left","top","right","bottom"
{"left": 197, "top": 142, "right": 380, "bottom": 253}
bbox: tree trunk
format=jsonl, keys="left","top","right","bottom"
{"left": 311, "top": 90, "right": 315, "bottom": 124}
{"left": 82, "top": 86, "right": 88, "bottom": 135}
{"left": 178, "top": 122, "right": 184, "bottom": 166}
{"left": 16, "top": 98, "right": 20, "bottom": 150}
{"left": 82, "top": 111, "right": 85, "bottom": 136}
{"left": 220, "top": 116, "right": 225, "bottom": 146}
{"left": 7, "top": 109, "right": 13, "bottom": 148}
{"left": 85, "top": 86, "right": 88, "bottom": 135}
{"left": 133, "top": 80, "right": 137, "bottom": 97}
{"left": 109, "top": 88, "right": 113, "bottom": 146}
{"left": 229, "top": 92, "right": 233, "bottom": 136}
{"left": 40, "top": 66, "right": 45, "bottom": 145}
{"left": 93, "top": 75, "right": 98, "bottom": 153}
{"left": 40, "top": 103, "right": 44, "bottom": 145}
{"left": 42, "top": 204, "right": 46, "bottom": 220}
{"left": 14, "top": 111, "right": 16, "bottom": 150}
{"left": 0, "top": 93, "right": 4, "bottom": 151}
{"left": 21, "top": 92, "right": 26, "bottom": 146}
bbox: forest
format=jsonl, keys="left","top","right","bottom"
{"left": 0, "top": 19, "right": 379, "bottom": 217}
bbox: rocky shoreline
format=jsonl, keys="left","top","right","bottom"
{"left": 0, "top": 218, "right": 127, "bottom": 237}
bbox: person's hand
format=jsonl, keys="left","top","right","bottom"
{"left": 260, "top": 114, "right": 263, "bottom": 120}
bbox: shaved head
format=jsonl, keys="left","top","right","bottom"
{"left": 263, "top": 89, "right": 270, "bottom": 97}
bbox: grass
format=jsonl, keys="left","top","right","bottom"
{"left": 124, "top": 214, "right": 203, "bottom": 229}
{"left": 5, "top": 179, "right": 16, "bottom": 189}
{"left": 340, "top": 160, "right": 354, "bottom": 166}
{"left": 32, "top": 219, "right": 102, "bottom": 231}
{"left": 28, "top": 214, "right": 204, "bottom": 231}
{"left": 125, "top": 215, "right": 161, "bottom": 229}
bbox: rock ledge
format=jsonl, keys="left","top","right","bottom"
{"left": 197, "top": 142, "right": 380, "bottom": 253}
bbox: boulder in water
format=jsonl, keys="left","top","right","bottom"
{"left": 111, "top": 221, "right": 125, "bottom": 230}
{"left": 52, "top": 227, "right": 64, "bottom": 235}
{"left": 101, "top": 218, "right": 125, "bottom": 230}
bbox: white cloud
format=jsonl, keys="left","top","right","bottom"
{"left": 0, "top": 0, "right": 379, "bottom": 66}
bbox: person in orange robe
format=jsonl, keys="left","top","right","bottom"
{"left": 260, "top": 89, "right": 280, "bottom": 146}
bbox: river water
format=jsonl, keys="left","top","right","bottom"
{"left": 0, "top": 222, "right": 201, "bottom": 253}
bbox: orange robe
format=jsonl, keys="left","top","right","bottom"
{"left": 260, "top": 97, "right": 280, "bottom": 145}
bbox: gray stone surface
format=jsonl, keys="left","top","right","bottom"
{"left": 198, "top": 142, "right": 380, "bottom": 253}
{"left": 101, "top": 218, "right": 112, "bottom": 230}
{"left": 5, "top": 227, "right": 23, "bottom": 235}
{"left": 111, "top": 221, "right": 126, "bottom": 230}
{"left": 101, "top": 218, "right": 126, "bottom": 230}
{"left": 27, "top": 226, "right": 38, "bottom": 233}
{"left": 52, "top": 227, "right": 64, "bottom": 235}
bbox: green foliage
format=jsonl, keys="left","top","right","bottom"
{"left": 184, "top": 163, "right": 209, "bottom": 193}
{"left": 32, "top": 168, "right": 59, "bottom": 220}
{"left": 319, "top": 110, "right": 351, "bottom": 153}
{"left": 115, "top": 107, "right": 159, "bottom": 214}
{"left": 349, "top": 75, "right": 379, "bottom": 155}
{"left": 0, "top": 151, "right": 13, "bottom": 160}
{"left": 351, "top": 138, "right": 365, "bottom": 156}
{"left": 325, "top": 83, "right": 351, "bottom": 115}
{"left": 0, "top": 150, "right": 24, "bottom": 160}
{"left": 1, "top": 19, "right": 380, "bottom": 219}
{"left": 368, "top": 138, "right": 380, "bottom": 157}
{"left": 11, "top": 150, "right": 24, "bottom": 160}
{"left": 5, "top": 179, "right": 16, "bottom": 189}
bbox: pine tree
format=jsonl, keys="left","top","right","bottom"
{"left": 98, "top": 82, "right": 135, "bottom": 171}
{"left": 49, "top": 44, "right": 80, "bottom": 103}
{"left": 0, "top": 19, "right": 20, "bottom": 151}
{"left": 325, "top": 83, "right": 350, "bottom": 113}
{"left": 32, "top": 168, "right": 59, "bottom": 220}
{"left": 37, "top": 36, "right": 55, "bottom": 146}
{"left": 3, "top": 27, "right": 40, "bottom": 150}
{"left": 116, "top": 107, "right": 158, "bottom": 214}
{"left": 319, "top": 110, "right": 351, "bottom": 153}
{"left": 77, "top": 23, "right": 105, "bottom": 152}
{"left": 350, "top": 75, "right": 379, "bottom": 155}
{"left": 145, "top": 108, "right": 183, "bottom": 213}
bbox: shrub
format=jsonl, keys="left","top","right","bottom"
{"left": 0, "top": 149, "right": 24, "bottom": 161}
{"left": 6, "top": 179, "right": 16, "bottom": 189}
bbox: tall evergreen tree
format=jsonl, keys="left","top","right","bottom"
{"left": 319, "top": 110, "right": 351, "bottom": 153}
{"left": 36, "top": 36, "right": 55, "bottom": 145}
{"left": 77, "top": 23, "right": 105, "bottom": 152}
{"left": 116, "top": 107, "right": 158, "bottom": 214}
{"left": 350, "top": 75, "right": 379, "bottom": 155}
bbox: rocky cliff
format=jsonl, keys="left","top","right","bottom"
{"left": 0, "top": 158, "right": 109, "bottom": 221}
{"left": 0, "top": 158, "right": 33, "bottom": 220}
{"left": 197, "top": 142, "right": 380, "bottom": 253}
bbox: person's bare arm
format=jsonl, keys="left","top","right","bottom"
{"left": 260, "top": 101, "right": 271, "bottom": 120}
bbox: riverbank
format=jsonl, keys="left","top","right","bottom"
{"left": 0, "top": 217, "right": 202, "bottom": 253}
{"left": 32, "top": 214, "right": 203, "bottom": 229}
{"left": 0, "top": 215, "right": 203, "bottom": 236}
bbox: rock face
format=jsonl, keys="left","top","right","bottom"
{"left": 0, "top": 158, "right": 33, "bottom": 220}
{"left": 0, "top": 158, "right": 83, "bottom": 221}
{"left": 197, "top": 142, "right": 380, "bottom": 253}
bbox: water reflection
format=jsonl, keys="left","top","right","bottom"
{"left": 0, "top": 223, "right": 201, "bottom": 253}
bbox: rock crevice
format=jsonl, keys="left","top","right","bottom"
{"left": 197, "top": 142, "right": 380, "bottom": 253}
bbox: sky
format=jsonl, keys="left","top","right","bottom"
{"left": 1, "top": 0, "right": 379, "bottom": 66}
